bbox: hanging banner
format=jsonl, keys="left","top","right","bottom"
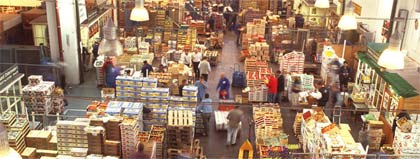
{"left": 89, "top": 22, "right": 99, "bottom": 38}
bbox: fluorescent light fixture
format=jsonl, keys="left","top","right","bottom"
{"left": 338, "top": 0, "right": 357, "bottom": 30}
{"left": 378, "top": 31, "right": 405, "bottom": 69}
{"left": 315, "top": 0, "right": 330, "bottom": 8}
{"left": 130, "top": 0, "right": 149, "bottom": 22}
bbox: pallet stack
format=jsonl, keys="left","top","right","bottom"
{"left": 85, "top": 126, "right": 105, "bottom": 155}
{"left": 150, "top": 125, "right": 166, "bottom": 158}
{"left": 367, "top": 120, "right": 383, "bottom": 150}
{"left": 249, "top": 42, "right": 270, "bottom": 61}
{"left": 9, "top": 118, "right": 30, "bottom": 153}
{"left": 167, "top": 109, "right": 194, "bottom": 156}
{"left": 115, "top": 76, "right": 158, "bottom": 100}
{"left": 293, "top": 113, "right": 303, "bottom": 143}
{"left": 278, "top": 51, "right": 305, "bottom": 74}
{"left": 190, "top": 20, "right": 205, "bottom": 35}
{"left": 51, "top": 87, "right": 64, "bottom": 113}
{"left": 141, "top": 87, "right": 170, "bottom": 130}
{"left": 0, "top": 111, "right": 16, "bottom": 131}
{"left": 163, "top": 19, "right": 174, "bottom": 43}
{"left": 22, "top": 75, "right": 55, "bottom": 114}
{"left": 120, "top": 118, "right": 139, "bottom": 159}
{"left": 56, "top": 120, "right": 89, "bottom": 155}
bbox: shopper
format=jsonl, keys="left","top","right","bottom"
{"left": 290, "top": 78, "right": 302, "bottom": 107}
{"left": 198, "top": 93, "right": 213, "bottom": 136}
{"left": 339, "top": 61, "right": 352, "bottom": 91}
{"left": 141, "top": 60, "right": 153, "bottom": 77}
{"left": 226, "top": 106, "right": 243, "bottom": 145}
{"left": 161, "top": 54, "right": 168, "bottom": 68}
{"left": 195, "top": 76, "right": 208, "bottom": 102}
{"left": 276, "top": 71, "right": 285, "bottom": 103}
{"left": 317, "top": 82, "right": 329, "bottom": 107}
{"left": 92, "top": 41, "right": 99, "bottom": 65}
{"left": 180, "top": 52, "right": 192, "bottom": 67}
{"left": 206, "top": 16, "right": 215, "bottom": 32}
{"left": 192, "top": 49, "right": 203, "bottom": 79}
{"left": 233, "top": 23, "right": 242, "bottom": 46}
{"left": 217, "top": 73, "right": 231, "bottom": 99}
{"left": 198, "top": 57, "right": 211, "bottom": 81}
{"left": 129, "top": 143, "right": 149, "bottom": 159}
{"left": 103, "top": 57, "right": 120, "bottom": 88}
{"left": 266, "top": 75, "right": 278, "bottom": 103}
{"left": 178, "top": 79, "right": 187, "bottom": 96}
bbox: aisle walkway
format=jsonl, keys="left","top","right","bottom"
{"left": 196, "top": 31, "right": 251, "bottom": 158}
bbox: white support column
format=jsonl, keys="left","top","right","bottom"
{"left": 46, "top": 0, "right": 60, "bottom": 62}
{"left": 57, "top": 0, "right": 81, "bottom": 85}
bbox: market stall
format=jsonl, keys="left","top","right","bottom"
{"left": 352, "top": 43, "right": 420, "bottom": 144}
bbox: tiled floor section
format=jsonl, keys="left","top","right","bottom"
{"left": 63, "top": 31, "right": 364, "bottom": 158}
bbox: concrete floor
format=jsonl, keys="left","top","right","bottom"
{"left": 63, "top": 31, "right": 364, "bottom": 158}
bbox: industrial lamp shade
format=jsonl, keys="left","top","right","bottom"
{"left": 378, "top": 31, "right": 405, "bottom": 69}
{"left": 130, "top": 0, "right": 149, "bottom": 22}
{"left": 315, "top": 0, "right": 330, "bottom": 8}
{"left": 338, "top": 0, "right": 357, "bottom": 30}
{"left": 98, "top": 19, "right": 123, "bottom": 57}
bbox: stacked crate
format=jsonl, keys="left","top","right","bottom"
{"left": 21, "top": 147, "right": 36, "bottom": 159}
{"left": 104, "top": 101, "right": 144, "bottom": 129}
{"left": 104, "top": 140, "right": 121, "bottom": 157}
{"left": 190, "top": 20, "right": 205, "bottom": 35}
{"left": 163, "top": 19, "right": 174, "bottom": 43}
{"left": 156, "top": 9, "right": 166, "bottom": 27}
{"left": 293, "top": 113, "right": 303, "bottom": 143}
{"left": 56, "top": 120, "right": 89, "bottom": 155}
{"left": 249, "top": 42, "right": 270, "bottom": 61}
{"left": 120, "top": 118, "right": 139, "bottom": 159}
{"left": 8, "top": 129, "right": 27, "bottom": 153}
{"left": 9, "top": 118, "right": 30, "bottom": 153}
{"left": 85, "top": 126, "right": 105, "bottom": 155}
{"left": 105, "top": 118, "right": 123, "bottom": 141}
{"left": 278, "top": 51, "right": 305, "bottom": 74}
{"left": 0, "top": 111, "right": 16, "bottom": 131}
{"left": 141, "top": 87, "right": 170, "bottom": 130}
{"left": 115, "top": 76, "right": 158, "bottom": 100}
{"left": 26, "top": 130, "right": 53, "bottom": 150}
{"left": 150, "top": 125, "right": 166, "bottom": 158}
{"left": 167, "top": 109, "right": 194, "bottom": 152}
{"left": 367, "top": 120, "right": 383, "bottom": 150}
{"left": 22, "top": 75, "right": 55, "bottom": 114}
{"left": 51, "top": 87, "right": 64, "bottom": 113}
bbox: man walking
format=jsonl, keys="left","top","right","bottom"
{"left": 217, "top": 73, "right": 230, "bottom": 99}
{"left": 192, "top": 49, "right": 202, "bottom": 79}
{"left": 198, "top": 93, "right": 213, "bottom": 136}
{"left": 226, "top": 106, "right": 243, "bottom": 145}
{"left": 180, "top": 52, "right": 192, "bottom": 67}
{"left": 198, "top": 57, "right": 211, "bottom": 81}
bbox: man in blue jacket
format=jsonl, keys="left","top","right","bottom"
{"left": 217, "top": 73, "right": 230, "bottom": 99}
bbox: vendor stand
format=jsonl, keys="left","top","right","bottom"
{"left": 300, "top": 109, "right": 367, "bottom": 158}
{"left": 352, "top": 43, "right": 420, "bottom": 144}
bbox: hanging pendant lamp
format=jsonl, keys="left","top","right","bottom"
{"left": 130, "top": 0, "right": 149, "bottom": 22}
{"left": 315, "top": 0, "right": 330, "bottom": 8}
{"left": 98, "top": 19, "right": 123, "bottom": 57}
{"left": 338, "top": 0, "right": 357, "bottom": 30}
{"left": 378, "top": 31, "right": 405, "bottom": 69}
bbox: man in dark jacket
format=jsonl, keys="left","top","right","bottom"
{"left": 141, "top": 61, "right": 153, "bottom": 77}
{"left": 339, "top": 61, "right": 352, "bottom": 91}
{"left": 276, "top": 71, "right": 285, "bottom": 103}
{"left": 317, "top": 82, "right": 329, "bottom": 107}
